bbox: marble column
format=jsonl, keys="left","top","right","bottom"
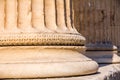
{"left": 0, "top": 0, "right": 98, "bottom": 78}
{"left": 116, "top": 27, "right": 120, "bottom": 52}
{"left": 110, "top": 0, "right": 120, "bottom": 53}
{"left": 75, "top": 0, "right": 120, "bottom": 63}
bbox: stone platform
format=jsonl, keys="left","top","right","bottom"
{"left": 4, "top": 63, "right": 120, "bottom": 80}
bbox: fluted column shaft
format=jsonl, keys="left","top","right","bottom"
{"left": 0, "top": 0, "right": 98, "bottom": 78}
{"left": 0, "top": 0, "right": 77, "bottom": 33}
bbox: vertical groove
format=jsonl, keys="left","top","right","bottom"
{"left": 100, "top": 0, "right": 103, "bottom": 44}
{"left": 5, "top": 0, "right": 17, "bottom": 30}
{"left": 0, "top": 0, "right": 5, "bottom": 31}
{"left": 18, "top": 0, "right": 32, "bottom": 30}
{"left": 93, "top": 0, "right": 95, "bottom": 43}
{"left": 87, "top": 0, "right": 90, "bottom": 43}
{"left": 83, "top": 0, "right": 86, "bottom": 41}
{"left": 110, "top": 0, "right": 113, "bottom": 45}
{"left": 44, "top": 0, "right": 57, "bottom": 30}
{"left": 64, "top": 0, "right": 67, "bottom": 30}
{"left": 71, "top": 0, "right": 79, "bottom": 33}
{"left": 56, "top": 0, "right": 67, "bottom": 30}
{"left": 104, "top": 0, "right": 106, "bottom": 43}
{"left": 32, "top": 0, "right": 45, "bottom": 31}
{"left": 116, "top": 0, "right": 119, "bottom": 48}
{"left": 94, "top": 0, "right": 97, "bottom": 43}
{"left": 65, "top": 0, "right": 73, "bottom": 31}
{"left": 115, "top": 0, "right": 117, "bottom": 46}
{"left": 84, "top": 0, "right": 88, "bottom": 43}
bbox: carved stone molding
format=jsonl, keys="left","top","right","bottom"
{"left": 0, "top": 0, "right": 98, "bottom": 78}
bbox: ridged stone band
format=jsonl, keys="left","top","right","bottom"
{"left": 0, "top": 33, "right": 85, "bottom": 46}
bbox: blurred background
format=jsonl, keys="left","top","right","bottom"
{"left": 73, "top": 0, "right": 120, "bottom": 49}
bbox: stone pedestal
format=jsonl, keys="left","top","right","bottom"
{"left": 85, "top": 43, "right": 120, "bottom": 63}
{"left": 0, "top": 0, "right": 98, "bottom": 78}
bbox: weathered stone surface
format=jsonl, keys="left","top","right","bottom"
{"left": 4, "top": 64, "right": 120, "bottom": 80}
{"left": 0, "top": 46, "right": 98, "bottom": 78}
{"left": 0, "top": 0, "right": 98, "bottom": 78}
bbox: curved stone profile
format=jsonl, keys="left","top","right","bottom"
{"left": 0, "top": 0, "right": 98, "bottom": 78}
{"left": 0, "top": 46, "right": 98, "bottom": 78}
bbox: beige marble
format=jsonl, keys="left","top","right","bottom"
{"left": 18, "top": 0, "right": 32, "bottom": 32}
{"left": 56, "top": 0, "right": 68, "bottom": 32}
{"left": 0, "top": 0, "right": 4, "bottom": 32}
{"left": 32, "top": 0, "right": 47, "bottom": 32}
{"left": 2, "top": 64, "right": 120, "bottom": 80}
{"left": 0, "top": 46, "right": 98, "bottom": 78}
{"left": 0, "top": 0, "right": 98, "bottom": 78}
{"left": 5, "top": 0, "right": 17, "bottom": 31}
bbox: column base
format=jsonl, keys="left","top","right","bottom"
{"left": 86, "top": 43, "right": 117, "bottom": 51}
{"left": 0, "top": 46, "right": 98, "bottom": 79}
{"left": 85, "top": 51, "right": 120, "bottom": 64}
{"left": 85, "top": 44, "right": 120, "bottom": 63}
{"left": 117, "top": 47, "right": 120, "bottom": 52}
